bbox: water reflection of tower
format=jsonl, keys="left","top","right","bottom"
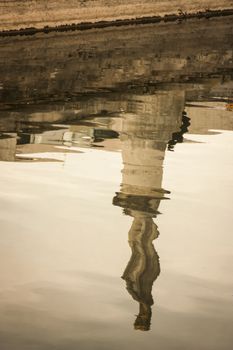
{"left": 113, "top": 91, "right": 184, "bottom": 331}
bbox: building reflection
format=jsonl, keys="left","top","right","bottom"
{"left": 1, "top": 89, "right": 233, "bottom": 162}
{"left": 113, "top": 91, "right": 184, "bottom": 330}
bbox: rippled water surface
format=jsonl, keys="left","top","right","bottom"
{"left": 0, "top": 16, "right": 233, "bottom": 350}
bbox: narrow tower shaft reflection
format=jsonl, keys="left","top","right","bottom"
{"left": 113, "top": 91, "right": 185, "bottom": 330}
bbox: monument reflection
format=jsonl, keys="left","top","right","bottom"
{"left": 113, "top": 91, "right": 184, "bottom": 330}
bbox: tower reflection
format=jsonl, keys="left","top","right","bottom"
{"left": 113, "top": 91, "right": 184, "bottom": 330}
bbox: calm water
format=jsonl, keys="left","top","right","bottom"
{"left": 0, "top": 16, "right": 233, "bottom": 350}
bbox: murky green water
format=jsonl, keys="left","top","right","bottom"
{"left": 0, "top": 16, "right": 233, "bottom": 350}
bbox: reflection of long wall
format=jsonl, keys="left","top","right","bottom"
{"left": 3, "top": 92, "right": 233, "bottom": 160}
{"left": 1, "top": 93, "right": 233, "bottom": 161}
{"left": 0, "top": 90, "right": 185, "bottom": 161}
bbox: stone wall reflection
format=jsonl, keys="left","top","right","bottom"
{"left": 113, "top": 91, "right": 184, "bottom": 330}
{"left": 0, "top": 16, "right": 232, "bottom": 104}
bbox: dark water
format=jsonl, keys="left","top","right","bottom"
{"left": 0, "top": 16, "right": 233, "bottom": 350}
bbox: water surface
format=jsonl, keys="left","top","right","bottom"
{"left": 0, "top": 16, "right": 233, "bottom": 350}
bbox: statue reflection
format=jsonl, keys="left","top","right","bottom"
{"left": 113, "top": 92, "right": 184, "bottom": 330}
{"left": 121, "top": 209, "right": 160, "bottom": 331}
